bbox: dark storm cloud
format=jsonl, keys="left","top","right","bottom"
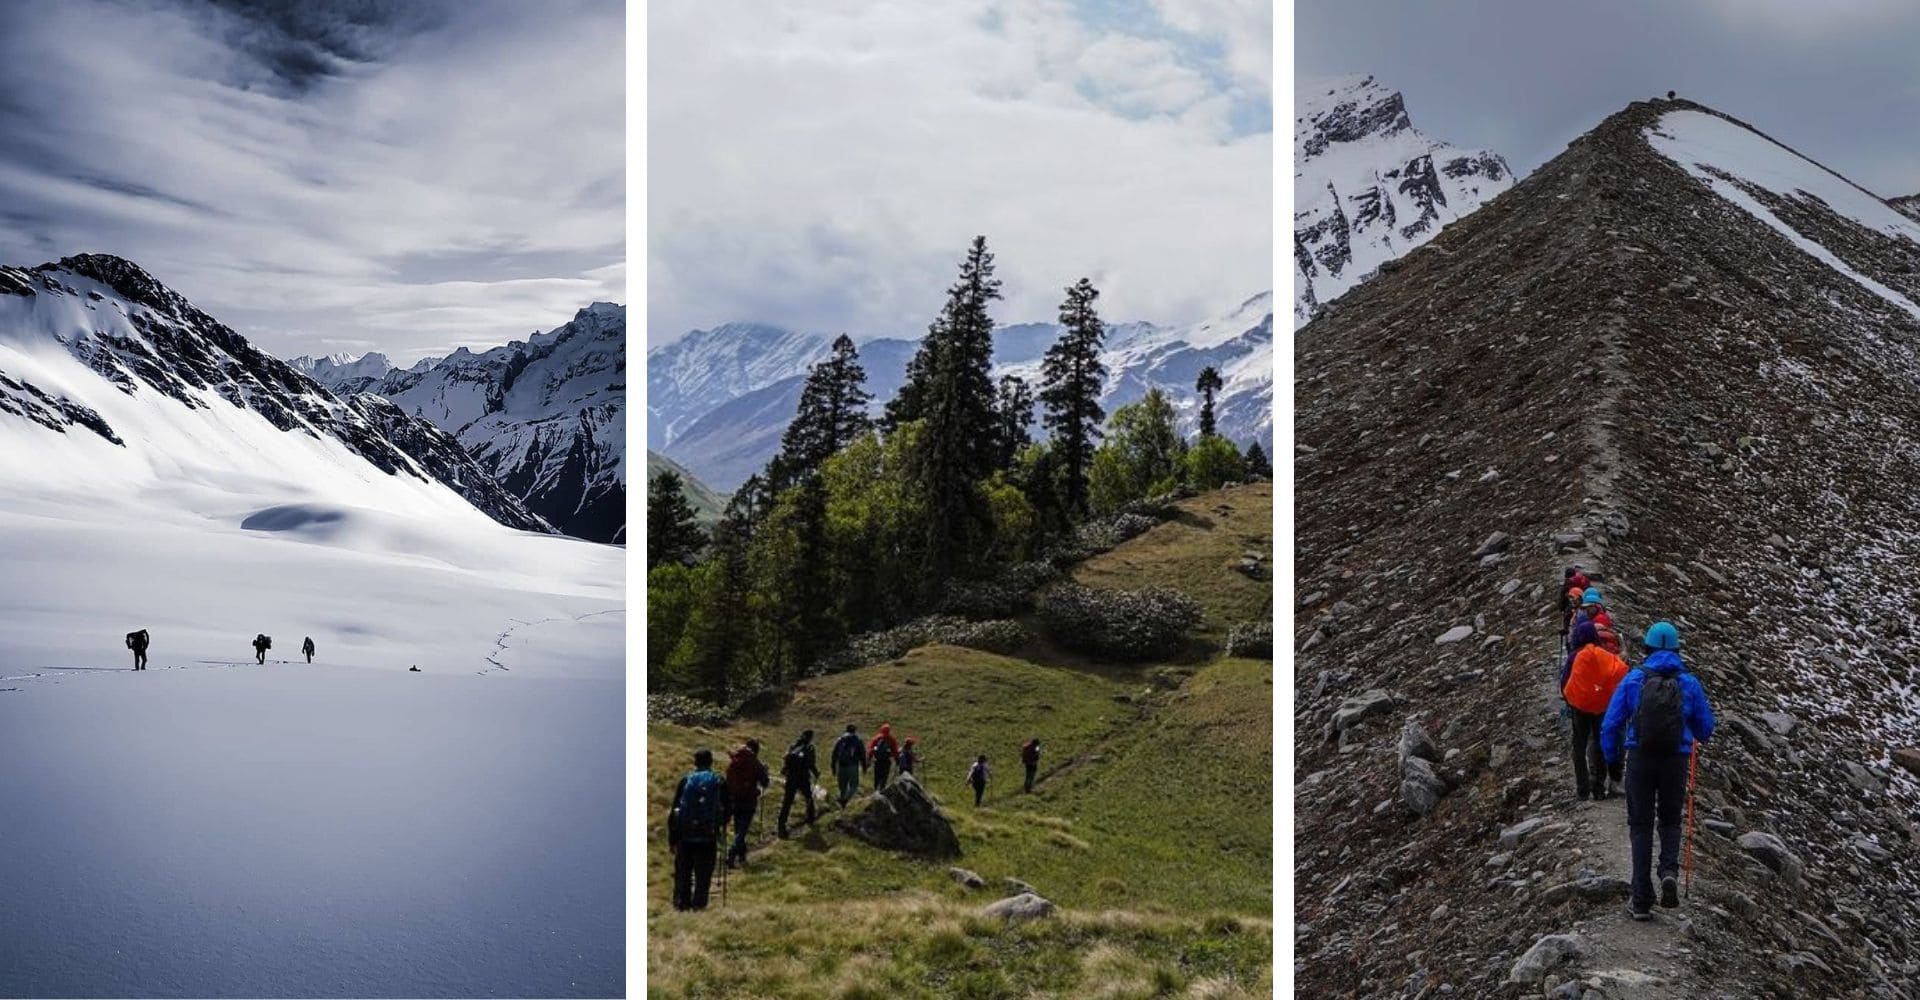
{"left": 1298, "top": 0, "right": 1920, "bottom": 197}
{"left": 0, "top": 0, "right": 622, "bottom": 363}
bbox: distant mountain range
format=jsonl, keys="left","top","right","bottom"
{"left": 646, "top": 450, "right": 724, "bottom": 523}
{"left": 1295, "top": 75, "right": 1514, "bottom": 327}
{"left": 297, "top": 305, "right": 627, "bottom": 543}
{"left": 649, "top": 292, "right": 1274, "bottom": 492}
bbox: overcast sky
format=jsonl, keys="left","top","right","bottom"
{"left": 648, "top": 1, "right": 1273, "bottom": 346}
{"left": 0, "top": 0, "right": 622, "bottom": 365}
{"left": 1298, "top": 0, "right": 1920, "bottom": 199}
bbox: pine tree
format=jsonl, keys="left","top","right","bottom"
{"left": 1195, "top": 365, "right": 1223, "bottom": 438}
{"left": 1040, "top": 278, "right": 1107, "bottom": 519}
{"left": 914, "top": 236, "right": 1003, "bottom": 589}
{"left": 993, "top": 374, "right": 1034, "bottom": 469}
{"left": 1245, "top": 441, "right": 1271, "bottom": 479}
{"left": 881, "top": 320, "right": 939, "bottom": 432}
{"left": 773, "top": 335, "right": 873, "bottom": 488}
{"left": 668, "top": 504, "right": 753, "bottom": 704}
{"left": 646, "top": 469, "right": 704, "bottom": 570}
{"left": 751, "top": 474, "right": 835, "bottom": 684}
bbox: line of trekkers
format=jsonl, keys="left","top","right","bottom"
{"left": 121, "top": 629, "right": 318, "bottom": 669}
{"left": 1557, "top": 566, "right": 1718, "bottom": 920}
{"left": 664, "top": 725, "right": 1046, "bottom": 912}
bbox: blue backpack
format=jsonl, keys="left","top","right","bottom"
{"left": 674, "top": 771, "right": 725, "bottom": 843}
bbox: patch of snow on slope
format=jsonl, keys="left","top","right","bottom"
{"left": 1647, "top": 109, "right": 1920, "bottom": 320}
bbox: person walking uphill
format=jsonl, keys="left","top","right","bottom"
{"left": 1601, "top": 621, "right": 1716, "bottom": 920}
{"left": 869, "top": 724, "right": 900, "bottom": 790}
{"left": 1563, "top": 617, "right": 1629, "bottom": 801}
{"left": 1021, "top": 737, "right": 1041, "bottom": 793}
{"left": 777, "top": 729, "right": 819, "bottom": 838}
{"left": 667, "top": 749, "right": 731, "bottom": 911}
{"left": 724, "top": 739, "right": 770, "bottom": 868}
{"left": 301, "top": 636, "right": 315, "bottom": 663}
{"left": 966, "top": 755, "right": 990, "bottom": 806}
{"left": 252, "top": 634, "right": 272, "bottom": 665}
{"left": 1560, "top": 568, "right": 1590, "bottom": 642}
{"left": 125, "top": 629, "right": 149, "bottom": 670}
{"left": 831, "top": 724, "right": 867, "bottom": 805}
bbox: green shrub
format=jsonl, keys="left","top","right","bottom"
{"left": 1225, "top": 621, "right": 1272, "bottom": 659}
{"left": 646, "top": 692, "right": 731, "bottom": 726}
{"left": 819, "top": 616, "right": 1031, "bottom": 673}
{"left": 1038, "top": 583, "right": 1203, "bottom": 660}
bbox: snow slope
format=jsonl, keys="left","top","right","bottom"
{"left": 1295, "top": 75, "right": 1513, "bottom": 327}
{"left": 0, "top": 256, "right": 624, "bottom": 997}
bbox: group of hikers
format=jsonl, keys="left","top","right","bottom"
{"left": 664, "top": 724, "right": 1046, "bottom": 912}
{"left": 1557, "top": 566, "right": 1717, "bottom": 920}
{"left": 123, "top": 629, "right": 318, "bottom": 670}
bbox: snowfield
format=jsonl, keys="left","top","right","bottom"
{"left": 0, "top": 260, "right": 624, "bottom": 997}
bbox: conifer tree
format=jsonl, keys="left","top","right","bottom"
{"left": 646, "top": 469, "right": 704, "bottom": 570}
{"left": 773, "top": 335, "right": 872, "bottom": 488}
{"left": 1195, "top": 365, "right": 1223, "bottom": 438}
{"left": 1245, "top": 441, "right": 1271, "bottom": 479}
{"left": 1039, "top": 278, "right": 1107, "bottom": 519}
{"left": 668, "top": 503, "right": 753, "bottom": 704}
{"left": 881, "top": 320, "right": 938, "bottom": 432}
{"left": 914, "top": 236, "right": 1003, "bottom": 588}
{"left": 751, "top": 473, "right": 835, "bottom": 684}
{"left": 993, "top": 374, "right": 1034, "bottom": 469}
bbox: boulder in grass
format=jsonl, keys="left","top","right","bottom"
{"left": 981, "top": 892, "right": 1055, "bottom": 923}
{"left": 831, "top": 772, "right": 960, "bottom": 858}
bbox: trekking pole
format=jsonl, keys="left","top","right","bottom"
{"left": 720, "top": 842, "right": 729, "bottom": 909}
{"left": 1684, "top": 743, "right": 1701, "bottom": 899}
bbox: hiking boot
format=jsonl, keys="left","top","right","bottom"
{"left": 1661, "top": 876, "right": 1680, "bottom": 908}
{"left": 1628, "top": 904, "right": 1652, "bottom": 921}
{"left": 1607, "top": 779, "right": 1623, "bottom": 798}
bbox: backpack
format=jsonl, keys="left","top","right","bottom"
{"left": 967, "top": 762, "right": 987, "bottom": 786}
{"left": 831, "top": 733, "right": 859, "bottom": 767}
{"left": 126, "top": 630, "right": 146, "bottom": 651}
{"left": 674, "top": 771, "right": 725, "bottom": 843}
{"left": 784, "top": 742, "right": 812, "bottom": 778}
{"left": 1593, "top": 618, "right": 1621, "bottom": 655}
{"left": 1021, "top": 741, "right": 1039, "bottom": 765}
{"left": 256, "top": 634, "right": 272, "bottom": 650}
{"left": 726, "top": 750, "right": 764, "bottom": 799}
{"left": 871, "top": 737, "right": 894, "bottom": 763}
{"left": 1563, "top": 646, "right": 1629, "bottom": 715}
{"left": 1634, "top": 672, "right": 1687, "bottom": 754}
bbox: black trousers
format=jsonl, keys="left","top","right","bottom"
{"left": 874, "top": 757, "right": 892, "bottom": 789}
{"left": 672, "top": 841, "right": 718, "bottom": 910}
{"left": 777, "top": 777, "right": 815, "bottom": 835}
{"left": 1024, "top": 762, "right": 1037, "bottom": 792}
{"left": 1625, "top": 750, "right": 1690, "bottom": 909}
{"left": 132, "top": 650, "right": 147, "bottom": 670}
{"left": 1570, "top": 709, "right": 1621, "bottom": 795}
{"left": 727, "top": 798, "right": 756, "bottom": 864}
{"left": 971, "top": 781, "right": 985, "bottom": 806}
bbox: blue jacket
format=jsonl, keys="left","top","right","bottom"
{"left": 1599, "top": 650, "right": 1715, "bottom": 764}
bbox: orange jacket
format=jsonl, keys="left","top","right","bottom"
{"left": 1563, "top": 645, "right": 1629, "bottom": 715}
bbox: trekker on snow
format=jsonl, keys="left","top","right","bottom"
{"left": 301, "top": 636, "right": 315, "bottom": 663}
{"left": 667, "top": 748, "right": 730, "bottom": 911}
{"left": 869, "top": 724, "right": 900, "bottom": 790}
{"left": 1601, "top": 621, "right": 1716, "bottom": 920}
{"left": 125, "top": 629, "right": 150, "bottom": 671}
{"left": 724, "top": 739, "right": 770, "bottom": 868}
{"left": 966, "top": 755, "right": 990, "bottom": 806}
{"left": 831, "top": 724, "right": 867, "bottom": 804}
{"left": 898, "top": 737, "right": 919, "bottom": 776}
{"left": 1563, "top": 618, "right": 1629, "bottom": 800}
{"left": 777, "top": 729, "right": 819, "bottom": 838}
{"left": 252, "top": 634, "right": 271, "bottom": 664}
{"left": 1021, "top": 738, "right": 1041, "bottom": 793}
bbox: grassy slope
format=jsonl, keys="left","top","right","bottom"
{"left": 648, "top": 484, "right": 1272, "bottom": 999}
{"left": 1073, "top": 482, "right": 1272, "bottom": 641}
{"left": 648, "top": 449, "right": 726, "bottom": 522}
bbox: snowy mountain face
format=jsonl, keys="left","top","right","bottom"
{"left": 0, "top": 254, "right": 548, "bottom": 533}
{"left": 1294, "top": 75, "right": 1514, "bottom": 327}
{"left": 1891, "top": 193, "right": 1920, "bottom": 224}
{"left": 350, "top": 303, "right": 626, "bottom": 543}
{"left": 1295, "top": 98, "right": 1920, "bottom": 997}
{"left": 291, "top": 351, "right": 396, "bottom": 387}
{"left": 649, "top": 294, "right": 1274, "bottom": 492}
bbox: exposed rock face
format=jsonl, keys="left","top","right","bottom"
{"left": 1296, "top": 96, "right": 1920, "bottom": 997}
{"left": 1294, "top": 75, "right": 1514, "bottom": 327}
{"left": 831, "top": 772, "right": 960, "bottom": 858}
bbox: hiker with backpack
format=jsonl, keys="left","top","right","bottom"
{"left": 125, "top": 629, "right": 149, "bottom": 670}
{"left": 869, "top": 723, "right": 900, "bottom": 790}
{"left": 301, "top": 636, "right": 315, "bottom": 663}
{"left": 1601, "top": 620, "right": 1716, "bottom": 920}
{"left": 831, "top": 724, "right": 867, "bottom": 805}
{"left": 898, "top": 736, "right": 920, "bottom": 776}
{"left": 1563, "top": 616, "right": 1630, "bottom": 801}
{"left": 667, "top": 748, "right": 731, "bottom": 911}
{"left": 251, "top": 634, "right": 271, "bottom": 664}
{"left": 966, "top": 754, "right": 990, "bottom": 806}
{"left": 1560, "top": 568, "right": 1590, "bottom": 643}
{"left": 777, "top": 729, "right": 819, "bottom": 838}
{"left": 1021, "top": 738, "right": 1041, "bottom": 793}
{"left": 724, "top": 739, "right": 771, "bottom": 868}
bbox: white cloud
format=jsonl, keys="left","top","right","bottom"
{"left": 647, "top": 0, "right": 1272, "bottom": 344}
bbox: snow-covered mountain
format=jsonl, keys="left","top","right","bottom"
{"left": 0, "top": 254, "right": 549, "bottom": 533}
{"left": 1295, "top": 75, "right": 1514, "bottom": 327}
{"left": 1892, "top": 193, "right": 1920, "bottom": 224}
{"left": 290, "top": 351, "right": 397, "bottom": 387}
{"left": 649, "top": 294, "right": 1273, "bottom": 491}
{"left": 346, "top": 303, "right": 626, "bottom": 543}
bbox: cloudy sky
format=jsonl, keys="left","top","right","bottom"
{"left": 0, "top": 0, "right": 622, "bottom": 365}
{"left": 648, "top": 1, "right": 1273, "bottom": 346}
{"left": 1299, "top": 0, "right": 1920, "bottom": 198}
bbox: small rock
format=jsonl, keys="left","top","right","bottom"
{"left": 1540, "top": 876, "right": 1630, "bottom": 904}
{"left": 1499, "top": 817, "right": 1550, "bottom": 850}
{"left": 1499, "top": 578, "right": 1522, "bottom": 596}
{"left": 1471, "top": 531, "right": 1510, "bottom": 560}
{"left": 1435, "top": 625, "right": 1475, "bottom": 645}
{"left": 1738, "top": 831, "right": 1804, "bottom": 883}
{"left": 980, "top": 892, "right": 1054, "bottom": 923}
{"left": 1003, "top": 877, "right": 1036, "bottom": 896}
{"left": 1332, "top": 690, "right": 1394, "bottom": 734}
{"left": 1506, "top": 934, "right": 1584, "bottom": 984}
{"left": 1398, "top": 720, "right": 1440, "bottom": 766}
{"left": 1891, "top": 748, "right": 1920, "bottom": 778}
{"left": 1431, "top": 903, "right": 1449, "bottom": 921}
{"left": 1401, "top": 757, "right": 1449, "bottom": 817}
{"left": 948, "top": 867, "right": 985, "bottom": 889}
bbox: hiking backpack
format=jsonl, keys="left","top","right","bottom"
{"left": 871, "top": 737, "right": 894, "bottom": 763}
{"left": 674, "top": 771, "right": 725, "bottom": 843}
{"left": 1634, "top": 673, "right": 1687, "bottom": 754}
{"left": 785, "top": 743, "right": 812, "bottom": 778}
{"left": 1021, "top": 741, "right": 1039, "bottom": 765}
{"left": 1593, "top": 619, "right": 1621, "bottom": 655}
